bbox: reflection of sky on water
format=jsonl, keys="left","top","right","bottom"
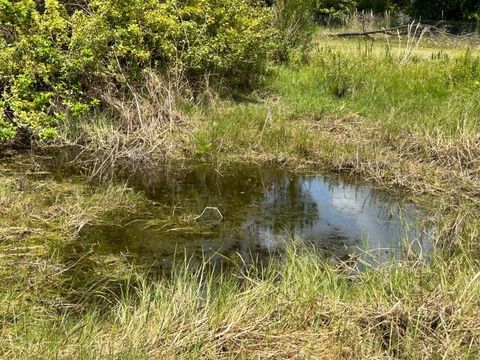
{"left": 79, "top": 163, "right": 434, "bottom": 265}
{"left": 242, "top": 175, "right": 433, "bottom": 262}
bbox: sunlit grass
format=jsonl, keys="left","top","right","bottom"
{"left": 2, "top": 32, "right": 480, "bottom": 359}
{"left": 1, "top": 237, "right": 478, "bottom": 359}
{"left": 271, "top": 46, "right": 480, "bottom": 135}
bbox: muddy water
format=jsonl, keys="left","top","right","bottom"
{"left": 79, "top": 162, "right": 434, "bottom": 268}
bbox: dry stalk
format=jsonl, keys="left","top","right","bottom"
{"left": 72, "top": 71, "right": 195, "bottom": 180}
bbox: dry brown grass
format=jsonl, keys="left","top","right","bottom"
{"left": 60, "top": 71, "right": 198, "bottom": 180}
{"left": 303, "top": 115, "right": 480, "bottom": 198}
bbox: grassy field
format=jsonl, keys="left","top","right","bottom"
{"left": 195, "top": 35, "right": 480, "bottom": 199}
{"left": 1, "top": 32, "right": 480, "bottom": 358}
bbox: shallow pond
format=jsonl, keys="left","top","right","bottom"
{"left": 77, "top": 162, "right": 434, "bottom": 268}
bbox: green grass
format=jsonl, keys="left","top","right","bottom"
{"left": 271, "top": 47, "right": 480, "bottom": 134}
{"left": 204, "top": 38, "right": 480, "bottom": 148}
{"left": 2, "top": 33, "right": 480, "bottom": 358}
{"left": 189, "top": 36, "right": 480, "bottom": 204}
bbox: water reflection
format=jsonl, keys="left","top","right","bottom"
{"left": 82, "top": 163, "right": 433, "bottom": 266}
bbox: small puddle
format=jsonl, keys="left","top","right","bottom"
{"left": 78, "top": 162, "right": 434, "bottom": 268}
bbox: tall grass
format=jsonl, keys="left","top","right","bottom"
{"left": 271, "top": 45, "right": 480, "bottom": 135}
{"left": 1, "top": 241, "right": 479, "bottom": 359}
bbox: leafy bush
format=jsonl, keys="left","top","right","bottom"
{"left": 315, "top": 0, "right": 358, "bottom": 22}
{"left": 0, "top": 0, "right": 275, "bottom": 141}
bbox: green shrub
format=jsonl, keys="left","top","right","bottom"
{"left": 450, "top": 50, "right": 480, "bottom": 86}
{"left": 0, "top": 0, "right": 275, "bottom": 141}
{"left": 272, "top": 0, "right": 317, "bottom": 61}
{"left": 315, "top": 0, "right": 358, "bottom": 22}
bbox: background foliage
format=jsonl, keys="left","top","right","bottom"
{"left": 406, "top": 0, "right": 480, "bottom": 21}
{"left": 315, "top": 0, "right": 480, "bottom": 21}
{"left": 0, "top": 0, "right": 275, "bottom": 141}
{"left": 1, "top": 0, "right": 479, "bottom": 142}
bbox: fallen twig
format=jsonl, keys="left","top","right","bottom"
{"left": 194, "top": 206, "right": 224, "bottom": 224}
{"left": 330, "top": 25, "right": 410, "bottom": 37}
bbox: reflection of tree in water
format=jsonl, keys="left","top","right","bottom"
{"left": 129, "top": 163, "right": 406, "bottom": 233}
{"left": 123, "top": 163, "right": 306, "bottom": 221}
{"left": 146, "top": 165, "right": 322, "bottom": 244}
{"left": 255, "top": 176, "right": 319, "bottom": 234}
{"left": 125, "top": 163, "right": 274, "bottom": 206}
{"left": 73, "top": 161, "right": 431, "bottom": 269}
{"left": 80, "top": 163, "right": 325, "bottom": 261}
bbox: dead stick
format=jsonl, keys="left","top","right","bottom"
{"left": 330, "top": 25, "right": 410, "bottom": 37}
